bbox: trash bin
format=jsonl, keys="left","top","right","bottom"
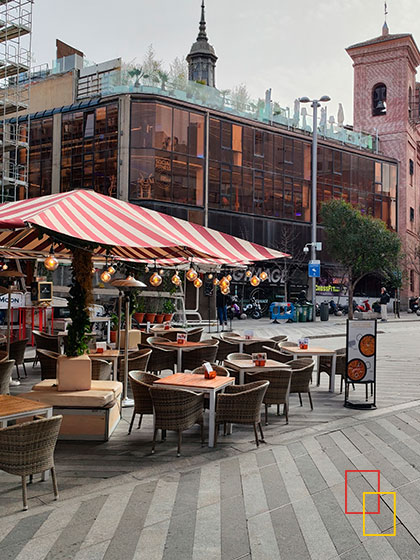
{"left": 306, "top": 304, "right": 314, "bottom": 322}
{"left": 320, "top": 301, "right": 329, "bottom": 321}
{"left": 299, "top": 305, "right": 307, "bottom": 322}
{"left": 295, "top": 304, "right": 302, "bottom": 322}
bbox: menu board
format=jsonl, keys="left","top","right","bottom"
{"left": 345, "top": 319, "right": 377, "bottom": 408}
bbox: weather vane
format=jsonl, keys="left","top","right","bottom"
{"left": 384, "top": 1, "right": 388, "bottom": 22}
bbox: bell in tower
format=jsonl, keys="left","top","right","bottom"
{"left": 372, "top": 83, "right": 387, "bottom": 116}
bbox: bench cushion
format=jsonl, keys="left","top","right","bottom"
{"left": 21, "top": 380, "right": 122, "bottom": 408}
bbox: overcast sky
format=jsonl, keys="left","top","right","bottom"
{"left": 33, "top": 0, "right": 420, "bottom": 124}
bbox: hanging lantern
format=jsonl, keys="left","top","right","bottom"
{"left": 208, "top": 273, "right": 213, "bottom": 280}
{"left": 213, "top": 277, "right": 219, "bottom": 286}
{"left": 220, "top": 277, "right": 230, "bottom": 289}
{"left": 171, "top": 272, "right": 182, "bottom": 286}
{"left": 159, "top": 268, "right": 164, "bottom": 275}
{"left": 245, "top": 270, "right": 252, "bottom": 278}
{"left": 2, "top": 263, "right": 8, "bottom": 271}
{"left": 227, "top": 274, "right": 232, "bottom": 282}
{"left": 186, "top": 268, "right": 198, "bottom": 282}
{"left": 259, "top": 271, "right": 268, "bottom": 281}
{"left": 145, "top": 266, "right": 149, "bottom": 273}
{"left": 100, "top": 269, "right": 111, "bottom": 283}
{"left": 193, "top": 277, "right": 203, "bottom": 289}
{"left": 250, "top": 275, "right": 261, "bottom": 287}
{"left": 44, "top": 246, "right": 59, "bottom": 271}
{"left": 91, "top": 267, "right": 96, "bottom": 275}
{"left": 107, "top": 265, "right": 116, "bottom": 275}
{"left": 150, "top": 272, "right": 162, "bottom": 287}
{"left": 221, "top": 286, "right": 230, "bottom": 295}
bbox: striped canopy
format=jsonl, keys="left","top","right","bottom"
{"left": 0, "top": 190, "right": 289, "bottom": 264}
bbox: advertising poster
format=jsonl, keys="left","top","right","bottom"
{"left": 345, "top": 319, "right": 377, "bottom": 408}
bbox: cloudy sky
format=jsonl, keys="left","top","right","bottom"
{"left": 33, "top": 0, "right": 420, "bottom": 124}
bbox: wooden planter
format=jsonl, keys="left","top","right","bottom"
{"left": 145, "top": 313, "right": 156, "bottom": 323}
{"left": 57, "top": 354, "right": 92, "bottom": 391}
{"left": 155, "top": 313, "right": 165, "bottom": 324}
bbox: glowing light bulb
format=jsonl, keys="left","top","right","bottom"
{"left": 220, "top": 277, "right": 230, "bottom": 289}
{"left": 259, "top": 271, "right": 268, "bottom": 281}
{"left": 107, "top": 265, "right": 116, "bottom": 275}
{"left": 150, "top": 272, "right": 162, "bottom": 287}
{"left": 213, "top": 278, "right": 219, "bottom": 286}
{"left": 227, "top": 274, "right": 232, "bottom": 282}
{"left": 100, "top": 270, "right": 111, "bottom": 283}
{"left": 171, "top": 273, "right": 182, "bottom": 286}
{"left": 91, "top": 267, "right": 96, "bottom": 275}
{"left": 208, "top": 273, "right": 213, "bottom": 280}
{"left": 193, "top": 277, "right": 203, "bottom": 288}
{"left": 221, "top": 286, "right": 230, "bottom": 295}
{"left": 159, "top": 269, "right": 164, "bottom": 275}
{"left": 186, "top": 268, "right": 198, "bottom": 282}
{"left": 44, "top": 254, "right": 58, "bottom": 271}
{"left": 245, "top": 270, "right": 252, "bottom": 277}
{"left": 250, "top": 275, "right": 260, "bottom": 287}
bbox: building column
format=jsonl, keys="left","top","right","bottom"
{"left": 118, "top": 95, "right": 131, "bottom": 201}
{"left": 51, "top": 113, "right": 61, "bottom": 194}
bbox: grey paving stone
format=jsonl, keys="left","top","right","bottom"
{"left": 346, "top": 475, "right": 394, "bottom": 532}
{"left": 295, "top": 453, "right": 328, "bottom": 495}
{"left": 386, "top": 522, "right": 420, "bottom": 559}
{"left": 221, "top": 495, "right": 250, "bottom": 560}
{"left": 312, "top": 487, "right": 360, "bottom": 555}
{"left": 341, "top": 426, "right": 375, "bottom": 455}
{"left": 220, "top": 458, "right": 242, "bottom": 501}
{"left": 339, "top": 544, "right": 371, "bottom": 560}
{"left": 387, "top": 415, "right": 420, "bottom": 437}
{"left": 270, "top": 503, "right": 310, "bottom": 560}
{"left": 0, "top": 511, "right": 51, "bottom": 559}
{"left": 287, "top": 441, "right": 307, "bottom": 458}
{"left": 390, "top": 441, "right": 420, "bottom": 473}
{"left": 255, "top": 449, "right": 276, "bottom": 468}
{"left": 364, "top": 421, "right": 397, "bottom": 445}
{"left": 363, "top": 448, "right": 410, "bottom": 488}
{"left": 260, "top": 463, "right": 290, "bottom": 511}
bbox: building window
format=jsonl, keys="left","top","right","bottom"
{"left": 372, "top": 83, "right": 387, "bottom": 116}
{"left": 410, "top": 207, "right": 415, "bottom": 222}
{"left": 28, "top": 118, "right": 53, "bottom": 198}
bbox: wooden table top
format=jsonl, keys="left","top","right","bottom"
{"left": 155, "top": 341, "right": 208, "bottom": 349}
{"left": 0, "top": 394, "right": 51, "bottom": 417}
{"left": 285, "top": 346, "right": 334, "bottom": 356}
{"left": 154, "top": 373, "right": 234, "bottom": 390}
{"left": 88, "top": 349, "right": 120, "bottom": 358}
{"left": 224, "top": 358, "right": 288, "bottom": 371}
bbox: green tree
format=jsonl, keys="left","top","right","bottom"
{"left": 320, "top": 199, "right": 402, "bottom": 319}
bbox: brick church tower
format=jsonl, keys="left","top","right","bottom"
{"left": 347, "top": 23, "right": 420, "bottom": 299}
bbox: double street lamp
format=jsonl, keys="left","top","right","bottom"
{"left": 298, "top": 95, "right": 331, "bottom": 320}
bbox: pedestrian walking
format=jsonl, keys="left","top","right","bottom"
{"left": 216, "top": 288, "right": 228, "bottom": 327}
{"left": 380, "top": 287, "right": 390, "bottom": 322}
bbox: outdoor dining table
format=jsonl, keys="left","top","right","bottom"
{"left": 153, "top": 373, "right": 235, "bottom": 447}
{"left": 0, "top": 395, "right": 53, "bottom": 480}
{"left": 223, "top": 358, "right": 290, "bottom": 385}
{"left": 283, "top": 346, "right": 337, "bottom": 392}
{"left": 223, "top": 336, "right": 269, "bottom": 353}
{"left": 88, "top": 349, "right": 120, "bottom": 380}
{"left": 153, "top": 340, "right": 211, "bottom": 372}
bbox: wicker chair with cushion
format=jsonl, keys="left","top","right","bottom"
{"left": 0, "top": 415, "right": 62, "bottom": 510}
{"left": 262, "top": 345, "right": 294, "bottom": 363}
{"left": 191, "top": 364, "right": 229, "bottom": 376}
{"left": 37, "top": 350, "right": 60, "bottom": 380}
{"left": 0, "top": 360, "right": 14, "bottom": 394}
{"left": 149, "top": 386, "right": 204, "bottom": 456}
{"left": 91, "top": 359, "right": 112, "bottom": 380}
{"left": 118, "top": 348, "right": 152, "bottom": 382}
{"left": 245, "top": 368, "right": 292, "bottom": 425}
{"left": 128, "top": 371, "right": 160, "bottom": 434}
{"left": 289, "top": 358, "right": 316, "bottom": 410}
{"left": 181, "top": 339, "right": 219, "bottom": 371}
{"left": 33, "top": 331, "right": 61, "bottom": 354}
{"left": 187, "top": 327, "right": 204, "bottom": 342}
{"left": 211, "top": 336, "right": 240, "bottom": 363}
{"left": 215, "top": 380, "right": 269, "bottom": 447}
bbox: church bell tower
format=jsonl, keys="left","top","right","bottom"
{"left": 187, "top": 1, "right": 217, "bottom": 88}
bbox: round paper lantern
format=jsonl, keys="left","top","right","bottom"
{"left": 259, "top": 271, "right": 268, "bottom": 281}
{"left": 44, "top": 254, "right": 58, "bottom": 272}
{"left": 150, "top": 272, "right": 162, "bottom": 287}
{"left": 208, "top": 273, "right": 213, "bottom": 280}
{"left": 107, "top": 265, "right": 116, "bottom": 275}
{"left": 245, "top": 270, "right": 252, "bottom": 277}
{"left": 227, "top": 274, "right": 232, "bottom": 282}
{"left": 171, "top": 273, "right": 182, "bottom": 286}
{"left": 91, "top": 267, "right": 96, "bottom": 275}
{"left": 186, "top": 268, "right": 198, "bottom": 282}
{"left": 221, "top": 286, "right": 230, "bottom": 295}
{"left": 2, "top": 263, "right": 8, "bottom": 271}
{"left": 100, "top": 270, "right": 111, "bottom": 283}
{"left": 213, "top": 278, "right": 220, "bottom": 286}
{"left": 193, "top": 278, "right": 203, "bottom": 288}
{"left": 159, "top": 269, "right": 164, "bottom": 275}
{"left": 250, "top": 275, "right": 261, "bottom": 287}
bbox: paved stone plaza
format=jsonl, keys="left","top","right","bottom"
{"left": 2, "top": 317, "right": 420, "bottom": 559}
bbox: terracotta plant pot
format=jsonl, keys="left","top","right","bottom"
{"left": 155, "top": 313, "right": 165, "bottom": 324}
{"left": 133, "top": 312, "right": 145, "bottom": 324}
{"left": 57, "top": 354, "right": 92, "bottom": 391}
{"left": 145, "top": 313, "right": 156, "bottom": 323}
{"left": 164, "top": 313, "right": 173, "bottom": 322}
{"left": 110, "top": 330, "right": 117, "bottom": 343}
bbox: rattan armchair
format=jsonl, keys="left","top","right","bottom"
{"left": 149, "top": 386, "right": 204, "bottom": 456}
{"left": 318, "top": 348, "right": 347, "bottom": 389}
{"left": 181, "top": 339, "right": 219, "bottom": 371}
{"left": 226, "top": 352, "right": 252, "bottom": 362}
{"left": 243, "top": 340, "right": 275, "bottom": 353}
{"left": 262, "top": 345, "right": 294, "bottom": 363}
{"left": 270, "top": 335, "right": 288, "bottom": 343}
{"left": 246, "top": 368, "right": 292, "bottom": 425}
{"left": 118, "top": 348, "right": 152, "bottom": 382}
{"left": 279, "top": 341, "right": 299, "bottom": 349}
{"left": 128, "top": 371, "right": 160, "bottom": 434}
{"left": 0, "top": 416, "right": 62, "bottom": 510}
{"left": 146, "top": 336, "right": 170, "bottom": 345}
{"left": 0, "top": 359, "right": 14, "bottom": 394}
{"left": 191, "top": 364, "right": 229, "bottom": 376}
{"left": 91, "top": 358, "right": 112, "bottom": 380}
{"left": 9, "top": 338, "right": 28, "bottom": 380}
{"left": 139, "top": 344, "right": 176, "bottom": 375}
{"left": 161, "top": 330, "right": 187, "bottom": 341}
{"left": 33, "top": 330, "right": 61, "bottom": 354}
{"left": 211, "top": 336, "right": 240, "bottom": 363}
{"left": 37, "top": 350, "right": 60, "bottom": 380}
{"left": 215, "top": 380, "right": 269, "bottom": 447}
{"left": 289, "top": 358, "right": 315, "bottom": 409}
{"left": 187, "top": 327, "right": 204, "bottom": 342}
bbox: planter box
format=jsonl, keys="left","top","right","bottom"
{"left": 57, "top": 354, "right": 92, "bottom": 391}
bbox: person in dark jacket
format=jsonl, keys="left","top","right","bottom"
{"left": 216, "top": 288, "right": 228, "bottom": 326}
{"left": 379, "top": 287, "right": 390, "bottom": 322}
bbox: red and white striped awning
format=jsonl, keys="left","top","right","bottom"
{"left": 0, "top": 190, "right": 289, "bottom": 264}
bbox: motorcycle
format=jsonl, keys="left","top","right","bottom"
{"left": 409, "top": 296, "right": 420, "bottom": 314}
{"left": 356, "top": 299, "right": 371, "bottom": 312}
{"left": 243, "top": 296, "right": 262, "bottom": 320}
{"left": 329, "top": 300, "right": 345, "bottom": 316}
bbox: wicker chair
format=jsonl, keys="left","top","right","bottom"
{"left": 215, "top": 380, "right": 269, "bottom": 447}
{"left": 33, "top": 331, "right": 61, "bottom": 354}
{"left": 139, "top": 344, "right": 176, "bottom": 375}
{"left": 211, "top": 336, "right": 240, "bottom": 363}
{"left": 262, "top": 345, "right": 294, "bottom": 363}
{"left": 318, "top": 347, "right": 346, "bottom": 387}
{"left": 149, "top": 386, "right": 204, "bottom": 456}
{"left": 191, "top": 364, "right": 229, "bottom": 376}
{"left": 279, "top": 341, "right": 299, "bottom": 349}
{"left": 91, "top": 358, "right": 112, "bottom": 380}
{"left": 226, "top": 352, "right": 252, "bottom": 362}
{"left": 243, "top": 340, "right": 275, "bottom": 353}
{"left": 0, "top": 350, "right": 8, "bottom": 362}
{"left": 246, "top": 368, "right": 292, "bottom": 425}
{"left": 37, "top": 350, "right": 60, "bottom": 380}
{"left": 270, "top": 335, "right": 288, "bottom": 344}
{"left": 118, "top": 348, "right": 152, "bottom": 382}
{"left": 181, "top": 340, "right": 219, "bottom": 371}
{"left": 160, "top": 330, "right": 187, "bottom": 342}
{"left": 146, "top": 336, "right": 170, "bottom": 345}
{"left": 289, "top": 359, "right": 316, "bottom": 410}
{"left": 0, "top": 359, "right": 14, "bottom": 394}
{"left": 187, "top": 327, "right": 204, "bottom": 342}
{"left": 128, "top": 371, "right": 160, "bottom": 434}
{"left": 9, "top": 338, "right": 28, "bottom": 380}
{"left": 0, "top": 416, "right": 62, "bottom": 510}
{"left": 221, "top": 332, "right": 240, "bottom": 339}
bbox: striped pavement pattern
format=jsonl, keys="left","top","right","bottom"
{"left": 2, "top": 403, "right": 420, "bottom": 559}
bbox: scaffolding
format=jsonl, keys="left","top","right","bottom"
{"left": 0, "top": 0, "right": 32, "bottom": 202}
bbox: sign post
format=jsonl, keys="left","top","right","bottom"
{"left": 344, "top": 319, "right": 377, "bottom": 409}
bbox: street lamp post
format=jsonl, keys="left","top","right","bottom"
{"left": 298, "top": 95, "right": 331, "bottom": 320}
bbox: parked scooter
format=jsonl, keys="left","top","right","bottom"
{"left": 408, "top": 296, "right": 420, "bottom": 315}
{"left": 243, "top": 296, "right": 263, "bottom": 320}
{"left": 356, "top": 299, "right": 371, "bottom": 312}
{"left": 329, "top": 300, "right": 345, "bottom": 316}
{"left": 227, "top": 295, "right": 243, "bottom": 320}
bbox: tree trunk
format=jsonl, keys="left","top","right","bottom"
{"left": 348, "top": 283, "right": 354, "bottom": 320}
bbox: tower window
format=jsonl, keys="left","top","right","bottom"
{"left": 409, "top": 86, "right": 413, "bottom": 119}
{"left": 372, "top": 83, "right": 387, "bottom": 116}
{"left": 410, "top": 207, "right": 415, "bottom": 222}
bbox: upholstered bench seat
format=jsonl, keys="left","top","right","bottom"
{"left": 21, "top": 380, "right": 122, "bottom": 441}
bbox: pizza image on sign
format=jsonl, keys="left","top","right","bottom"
{"left": 347, "top": 358, "right": 367, "bottom": 382}
{"left": 358, "top": 334, "right": 375, "bottom": 357}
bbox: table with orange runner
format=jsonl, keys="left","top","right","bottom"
{"left": 154, "top": 373, "right": 235, "bottom": 447}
